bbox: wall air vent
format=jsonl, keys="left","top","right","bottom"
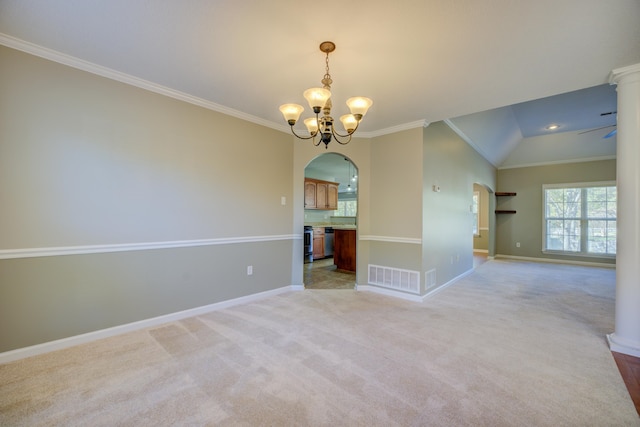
{"left": 425, "top": 269, "right": 437, "bottom": 289}
{"left": 368, "top": 264, "right": 420, "bottom": 294}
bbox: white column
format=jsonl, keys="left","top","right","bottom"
{"left": 607, "top": 63, "right": 640, "bottom": 358}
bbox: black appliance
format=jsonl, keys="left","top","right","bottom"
{"left": 303, "top": 226, "right": 313, "bottom": 263}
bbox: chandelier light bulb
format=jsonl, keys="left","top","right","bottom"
{"left": 304, "top": 117, "right": 319, "bottom": 134}
{"left": 346, "top": 97, "right": 373, "bottom": 118}
{"left": 303, "top": 88, "right": 331, "bottom": 112}
{"left": 340, "top": 114, "right": 358, "bottom": 133}
{"left": 279, "top": 104, "right": 304, "bottom": 125}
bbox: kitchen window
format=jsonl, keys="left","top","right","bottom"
{"left": 543, "top": 182, "right": 616, "bottom": 256}
{"left": 334, "top": 200, "right": 357, "bottom": 217}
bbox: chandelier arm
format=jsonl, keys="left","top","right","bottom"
{"left": 331, "top": 130, "right": 353, "bottom": 145}
{"left": 289, "top": 125, "right": 319, "bottom": 141}
{"left": 331, "top": 119, "right": 362, "bottom": 139}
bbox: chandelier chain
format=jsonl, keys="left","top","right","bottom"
{"left": 322, "top": 52, "right": 332, "bottom": 89}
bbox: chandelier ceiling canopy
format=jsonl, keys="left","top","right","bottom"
{"left": 279, "top": 41, "right": 372, "bottom": 148}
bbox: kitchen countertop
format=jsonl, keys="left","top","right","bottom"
{"left": 305, "top": 224, "right": 356, "bottom": 230}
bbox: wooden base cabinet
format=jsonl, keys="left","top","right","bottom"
{"left": 334, "top": 229, "right": 356, "bottom": 272}
{"left": 312, "top": 227, "right": 325, "bottom": 260}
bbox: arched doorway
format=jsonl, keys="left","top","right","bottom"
{"left": 303, "top": 153, "right": 358, "bottom": 289}
{"left": 472, "top": 183, "right": 492, "bottom": 267}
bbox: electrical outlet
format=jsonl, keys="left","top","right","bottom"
{"left": 247, "top": 265, "right": 253, "bottom": 275}
{"left": 516, "top": 242, "right": 521, "bottom": 248}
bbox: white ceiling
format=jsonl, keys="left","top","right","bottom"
{"left": 1, "top": 0, "right": 638, "bottom": 168}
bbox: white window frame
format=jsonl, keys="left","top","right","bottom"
{"left": 472, "top": 191, "right": 480, "bottom": 236}
{"left": 542, "top": 181, "right": 616, "bottom": 258}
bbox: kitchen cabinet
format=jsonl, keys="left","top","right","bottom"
{"left": 313, "top": 227, "right": 325, "bottom": 260}
{"left": 334, "top": 229, "right": 356, "bottom": 272}
{"left": 304, "top": 180, "right": 317, "bottom": 209}
{"left": 304, "top": 178, "right": 338, "bottom": 210}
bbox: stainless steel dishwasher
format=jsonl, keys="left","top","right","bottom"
{"left": 324, "top": 227, "right": 334, "bottom": 257}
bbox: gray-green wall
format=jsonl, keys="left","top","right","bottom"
{"left": 0, "top": 46, "right": 295, "bottom": 352}
{"left": 3, "top": 42, "right": 610, "bottom": 356}
{"left": 422, "top": 122, "right": 496, "bottom": 290}
{"left": 495, "top": 159, "right": 616, "bottom": 264}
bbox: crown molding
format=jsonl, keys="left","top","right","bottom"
{"left": 0, "top": 33, "right": 291, "bottom": 134}
{"left": 444, "top": 119, "right": 500, "bottom": 167}
{"left": 608, "top": 63, "right": 640, "bottom": 85}
{"left": 364, "top": 120, "right": 430, "bottom": 138}
{"left": 497, "top": 155, "right": 616, "bottom": 170}
{"left": 1, "top": 34, "right": 438, "bottom": 139}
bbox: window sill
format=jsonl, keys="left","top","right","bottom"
{"left": 542, "top": 250, "right": 616, "bottom": 259}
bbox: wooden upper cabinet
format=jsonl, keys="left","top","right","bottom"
{"left": 316, "top": 183, "right": 327, "bottom": 209}
{"left": 304, "top": 180, "right": 317, "bottom": 209}
{"left": 326, "top": 183, "right": 338, "bottom": 210}
{"left": 304, "top": 178, "right": 339, "bottom": 210}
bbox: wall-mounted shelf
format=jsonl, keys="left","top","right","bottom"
{"left": 495, "top": 192, "right": 516, "bottom": 214}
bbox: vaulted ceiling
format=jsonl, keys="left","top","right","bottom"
{"left": 1, "top": 1, "right": 638, "bottom": 167}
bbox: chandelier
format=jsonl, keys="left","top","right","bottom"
{"left": 279, "top": 41, "right": 372, "bottom": 148}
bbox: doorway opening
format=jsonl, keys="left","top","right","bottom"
{"left": 303, "top": 153, "right": 358, "bottom": 289}
{"left": 472, "top": 183, "right": 491, "bottom": 268}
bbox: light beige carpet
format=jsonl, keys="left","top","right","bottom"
{"left": 1, "top": 260, "right": 638, "bottom": 426}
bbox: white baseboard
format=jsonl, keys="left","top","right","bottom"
{"left": 0, "top": 285, "right": 296, "bottom": 364}
{"left": 607, "top": 333, "right": 640, "bottom": 358}
{"left": 356, "top": 285, "right": 424, "bottom": 302}
{"left": 422, "top": 268, "right": 474, "bottom": 301}
{"left": 494, "top": 254, "right": 615, "bottom": 268}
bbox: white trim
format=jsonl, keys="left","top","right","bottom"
{"left": 359, "top": 235, "right": 422, "bottom": 245}
{"left": 365, "top": 120, "right": 430, "bottom": 138}
{"left": 541, "top": 182, "right": 617, "bottom": 257}
{"left": 422, "top": 268, "right": 474, "bottom": 300}
{"left": 498, "top": 155, "right": 616, "bottom": 170}
{"left": 607, "top": 333, "right": 640, "bottom": 358}
{"left": 542, "top": 180, "right": 616, "bottom": 190}
{"left": 444, "top": 119, "right": 499, "bottom": 167}
{"left": 0, "top": 235, "right": 300, "bottom": 260}
{"left": 0, "top": 33, "right": 289, "bottom": 135}
{"left": 358, "top": 268, "right": 474, "bottom": 303}
{"left": 356, "top": 285, "right": 423, "bottom": 302}
{"left": 609, "top": 63, "right": 640, "bottom": 85}
{"left": 473, "top": 249, "right": 489, "bottom": 253}
{"left": 494, "top": 254, "right": 615, "bottom": 268}
{"left": 0, "top": 34, "right": 427, "bottom": 141}
{"left": 0, "top": 285, "right": 296, "bottom": 364}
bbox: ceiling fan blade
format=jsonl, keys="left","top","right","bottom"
{"left": 577, "top": 124, "right": 616, "bottom": 135}
{"left": 603, "top": 129, "right": 617, "bottom": 139}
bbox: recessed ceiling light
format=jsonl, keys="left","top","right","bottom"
{"left": 545, "top": 124, "right": 560, "bottom": 131}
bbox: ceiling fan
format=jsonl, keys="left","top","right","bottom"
{"left": 578, "top": 111, "right": 617, "bottom": 139}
